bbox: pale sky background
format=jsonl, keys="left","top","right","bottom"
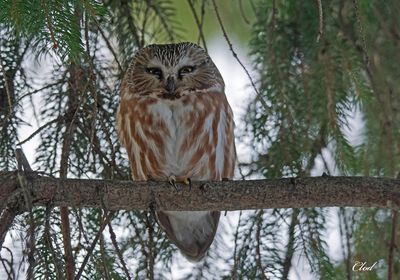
{"left": 1, "top": 38, "right": 353, "bottom": 279}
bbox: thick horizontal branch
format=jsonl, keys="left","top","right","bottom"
{"left": 1, "top": 171, "right": 400, "bottom": 212}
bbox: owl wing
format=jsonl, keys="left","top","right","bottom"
{"left": 117, "top": 96, "right": 168, "bottom": 181}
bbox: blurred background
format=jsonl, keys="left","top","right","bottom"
{"left": 1, "top": 0, "right": 400, "bottom": 279}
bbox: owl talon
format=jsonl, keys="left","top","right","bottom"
{"left": 188, "top": 178, "right": 192, "bottom": 190}
{"left": 181, "top": 177, "right": 192, "bottom": 190}
{"left": 168, "top": 175, "right": 180, "bottom": 191}
{"left": 167, "top": 176, "right": 192, "bottom": 191}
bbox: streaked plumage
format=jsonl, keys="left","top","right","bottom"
{"left": 117, "top": 42, "right": 235, "bottom": 261}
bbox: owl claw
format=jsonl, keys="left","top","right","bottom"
{"left": 182, "top": 177, "right": 192, "bottom": 190}
{"left": 168, "top": 176, "right": 192, "bottom": 191}
{"left": 168, "top": 175, "right": 180, "bottom": 191}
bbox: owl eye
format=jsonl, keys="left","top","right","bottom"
{"left": 179, "top": 66, "right": 195, "bottom": 75}
{"left": 146, "top": 67, "right": 163, "bottom": 79}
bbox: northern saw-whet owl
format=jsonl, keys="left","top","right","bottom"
{"left": 117, "top": 42, "right": 236, "bottom": 261}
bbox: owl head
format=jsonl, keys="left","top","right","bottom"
{"left": 121, "top": 42, "right": 225, "bottom": 99}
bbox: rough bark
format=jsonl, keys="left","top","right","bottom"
{"left": 1, "top": 171, "right": 400, "bottom": 212}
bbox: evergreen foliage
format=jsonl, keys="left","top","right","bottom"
{"left": 0, "top": 0, "right": 399, "bottom": 279}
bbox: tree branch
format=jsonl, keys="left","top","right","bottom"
{"left": 1, "top": 172, "right": 400, "bottom": 212}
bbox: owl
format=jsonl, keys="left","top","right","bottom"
{"left": 116, "top": 42, "right": 236, "bottom": 261}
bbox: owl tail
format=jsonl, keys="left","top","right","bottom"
{"left": 155, "top": 210, "right": 220, "bottom": 261}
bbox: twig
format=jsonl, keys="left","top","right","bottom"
{"left": 339, "top": 208, "right": 352, "bottom": 280}
{"left": 15, "top": 148, "right": 33, "bottom": 172}
{"left": 17, "top": 117, "right": 62, "bottom": 146}
{"left": 76, "top": 122, "right": 126, "bottom": 179}
{"left": 15, "top": 148, "right": 36, "bottom": 279}
{"left": 121, "top": 0, "right": 141, "bottom": 47}
{"left": 282, "top": 209, "right": 299, "bottom": 280}
{"left": 99, "top": 230, "right": 111, "bottom": 279}
{"left": 59, "top": 61, "right": 87, "bottom": 280}
{"left": 199, "top": 0, "right": 207, "bottom": 46}
{"left": 271, "top": 0, "right": 276, "bottom": 27}
{"left": 211, "top": 0, "right": 269, "bottom": 110}
{"left": 128, "top": 213, "right": 149, "bottom": 269}
{"left": 17, "top": 80, "right": 65, "bottom": 103}
{"left": 0, "top": 56, "right": 14, "bottom": 124}
{"left": 41, "top": 0, "right": 58, "bottom": 49}
{"left": 74, "top": 211, "right": 114, "bottom": 280}
{"left": 316, "top": 0, "right": 323, "bottom": 42}
{"left": 186, "top": 0, "right": 208, "bottom": 52}
{"left": 101, "top": 194, "right": 131, "bottom": 279}
{"left": 238, "top": 0, "right": 250, "bottom": 24}
{"left": 249, "top": 0, "right": 257, "bottom": 16}
{"left": 352, "top": 0, "right": 369, "bottom": 65}
{"left": 80, "top": 0, "right": 123, "bottom": 73}
{"left": 59, "top": 155, "right": 76, "bottom": 280}
{"left": 83, "top": 19, "right": 99, "bottom": 164}
{"left": 255, "top": 211, "right": 267, "bottom": 279}
{"left": 44, "top": 205, "right": 63, "bottom": 280}
{"left": 145, "top": 213, "right": 155, "bottom": 280}
{"left": 0, "top": 247, "right": 15, "bottom": 279}
{"left": 145, "top": 0, "right": 175, "bottom": 43}
{"left": 108, "top": 221, "right": 131, "bottom": 280}
{"left": 231, "top": 210, "right": 243, "bottom": 280}
{"left": 297, "top": 211, "right": 315, "bottom": 272}
{"left": 91, "top": 19, "right": 123, "bottom": 73}
{"left": 140, "top": 4, "right": 151, "bottom": 48}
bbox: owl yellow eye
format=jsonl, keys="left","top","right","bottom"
{"left": 146, "top": 67, "right": 162, "bottom": 78}
{"left": 179, "top": 66, "right": 195, "bottom": 75}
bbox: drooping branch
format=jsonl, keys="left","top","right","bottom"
{"left": 1, "top": 172, "right": 400, "bottom": 212}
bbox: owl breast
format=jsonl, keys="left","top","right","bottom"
{"left": 117, "top": 90, "right": 235, "bottom": 181}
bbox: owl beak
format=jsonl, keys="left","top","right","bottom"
{"left": 165, "top": 76, "right": 176, "bottom": 95}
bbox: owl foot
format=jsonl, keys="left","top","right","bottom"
{"left": 168, "top": 175, "right": 179, "bottom": 191}
{"left": 167, "top": 175, "right": 192, "bottom": 191}
{"left": 179, "top": 177, "right": 192, "bottom": 190}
